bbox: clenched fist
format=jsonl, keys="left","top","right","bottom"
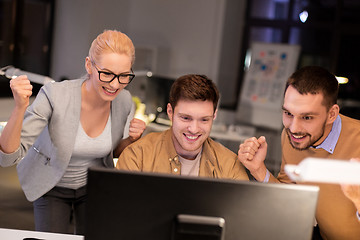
{"left": 238, "top": 136, "right": 268, "bottom": 181}
{"left": 128, "top": 118, "right": 146, "bottom": 142}
{"left": 10, "top": 75, "right": 33, "bottom": 109}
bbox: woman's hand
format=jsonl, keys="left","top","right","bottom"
{"left": 0, "top": 75, "right": 32, "bottom": 155}
{"left": 10, "top": 75, "right": 33, "bottom": 109}
{"left": 128, "top": 118, "right": 146, "bottom": 142}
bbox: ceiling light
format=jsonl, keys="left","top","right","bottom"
{"left": 336, "top": 76, "right": 349, "bottom": 84}
{"left": 299, "top": 10, "right": 308, "bottom": 23}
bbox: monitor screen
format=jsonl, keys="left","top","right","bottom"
{"left": 85, "top": 168, "right": 319, "bottom": 240}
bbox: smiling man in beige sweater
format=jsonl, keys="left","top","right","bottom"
{"left": 239, "top": 66, "right": 360, "bottom": 240}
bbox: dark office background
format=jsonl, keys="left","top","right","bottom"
{"left": 0, "top": 0, "right": 360, "bottom": 113}
{"left": 0, "top": 0, "right": 54, "bottom": 97}
{"left": 236, "top": 0, "right": 360, "bottom": 120}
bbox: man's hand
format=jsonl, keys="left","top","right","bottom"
{"left": 341, "top": 158, "right": 360, "bottom": 215}
{"left": 128, "top": 118, "right": 146, "bottom": 142}
{"left": 238, "top": 136, "right": 268, "bottom": 181}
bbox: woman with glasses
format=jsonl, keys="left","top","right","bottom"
{"left": 0, "top": 30, "right": 146, "bottom": 235}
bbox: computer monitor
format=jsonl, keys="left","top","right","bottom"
{"left": 85, "top": 168, "right": 319, "bottom": 240}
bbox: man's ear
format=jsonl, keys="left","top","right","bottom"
{"left": 213, "top": 109, "right": 218, "bottom": 120}
{"left": 167, "top": 103, "right": 173, "bottom": 120}
{"left": 327, "top": 104, "right": 340, "bottom": 124}
{"left": 85, "top": 57, "right": 92, "bottom": 74}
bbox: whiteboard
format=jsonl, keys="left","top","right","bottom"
{"left": 236, "top": 42, "right": 301, "bottom": 130}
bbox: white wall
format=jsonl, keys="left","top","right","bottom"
{"left": 50, "top": 0, "right": 246, "bottom": 92}
{"left": 50, "top": 0, "right": 132, "bottom": 80}
{"left": 126, "top": 0, "right": 225, "bottom": 79}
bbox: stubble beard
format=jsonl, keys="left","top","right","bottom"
{"left": 286, "top": 124, "right": 325, "bottom": 151}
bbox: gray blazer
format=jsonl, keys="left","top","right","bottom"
{"left": 0, "top": 78, "right": 134, "bottom": 201}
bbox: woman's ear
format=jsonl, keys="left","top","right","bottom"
{"left": 327, "top": 104, "right": 340, "bottom": 124}
{"left": 85, "top": 57, "right": 92, "bottom": 74}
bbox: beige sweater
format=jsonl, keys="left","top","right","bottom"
{"left": 269, "top": 114, "right": 360, "bottom": 240}
{"left": 117, "top": 129, "right": 249, "bottom": 180}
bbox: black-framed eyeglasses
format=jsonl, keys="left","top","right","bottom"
{"left": 92, "top": 61, "right": 135, "bottom": 84}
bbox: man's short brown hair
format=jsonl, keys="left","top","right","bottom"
{"left": 169, "top": 74, "right": 219, "bottom": 113}
{"left": 285, "top": 66, "right": 339, "bottom": 110}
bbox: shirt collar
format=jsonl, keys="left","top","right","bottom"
{"left": 315, "top": 115, "right": 341, "bottom": 154}
{"left": 164, "top": 129, "right": 180, "bottom": 160}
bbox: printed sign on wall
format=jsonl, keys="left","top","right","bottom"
{"left": 237, "top": 42, "right": 300, "bottom": 130}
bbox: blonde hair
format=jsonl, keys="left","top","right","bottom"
{"left": 88, "top": 30, "right": 135, "bottom": 65}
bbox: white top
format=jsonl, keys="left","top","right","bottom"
{"left": 57, "top": 115, "right": 112, "bottom": 189}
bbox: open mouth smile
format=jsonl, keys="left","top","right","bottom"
{"left": 103, "top": 87, "right": 118, "bottom": 95}
{"left": 289, "top": 132, "right": 309, "bottom": 143}
{"left": 292, "top": 134, "right": 306, "bottom": 139}
{"left": 184, "top": 133, "right": 200, "bottom": 141}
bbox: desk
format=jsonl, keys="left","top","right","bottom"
{"left": 0, "top": 228, "right": 84, "bottom": 239}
